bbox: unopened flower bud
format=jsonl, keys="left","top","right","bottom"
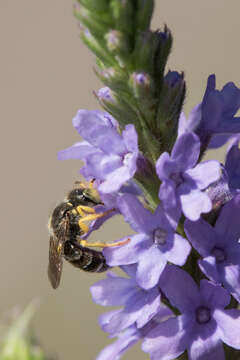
{"left": 105, "top": 30, "right": 130, "bottom": 56}
{"left": 129, "top": 72, "right": 152, "bottom": 99}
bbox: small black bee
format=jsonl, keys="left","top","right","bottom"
{"left": 48, "top": 181, "right": 128, "bottom": 289}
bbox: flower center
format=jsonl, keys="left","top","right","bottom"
{"left": 196, "top": 306, "right": 211, "bottom": 324}
{"left": 153, "top": 228, "right": 168, "bottom": 246}
{"left": 211, "top": 247, "right": 226, "bottom": 263}
{"left": 170, "top": 172, "right": 183, "bottom": 187}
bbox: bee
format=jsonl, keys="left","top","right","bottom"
{"left": 48, "top": 181, "right": 128, "bottom": 289}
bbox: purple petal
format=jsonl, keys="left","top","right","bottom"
{"left": 215, "top": 309, "right": 240, "bottom": 349}
{"left": 136, "top": 246, "right": 167, "bottom": 290}
{"left": 122, "top": 124, "right": 138, "bottom": 153}
{"left": 188, "top": 336, "right": 224, "bottom": 360}
{"left": 159, "top": 265, "right": 200, "bottom": 313}
{"left": 165, "top": 233, "right": 191, "bottom": 266}
{"left": 58, "top": 141, "right": 98, "bottom": 160}
{"left": 199, "top": 279, "right": 230, "bottom": 309}
{"left": 185, "top": 218, "right": 217, "bottom": 256}
{"left": 225, "top": 144, "right": 240, "bottom": 190}
{"left": 202, "top": 90, "right": 223, "bottom": 132}
{"left": 103, "top": 234, "right": 150, "bottom": 266}
{"left": 86, "top": 153, "right": 122, "bottom": 180}
{"left": 198, "top": 256, "right": 221, "bottom": 284}
{"left": 159, "top": 180, "right": 178, "bottom": 209}
{"left": 221, "top": 264, "right": 240, "bottom": 302}
{"left": 156, "top": 152, "right": 178, "bottom": 180}
{"left": 117, "top": 194, "right": 154, "bottom": 233}
{"left": 99, "top": 310, "right": 122, "bottom": 335}
{"left": 171, "top": 132, "right": 200, "bottom": 171}
{"left": 185, "top": 161, "right": 221, "bottom": 190}
{"left": 96, "top": 326, "right": 140, "bottom": 360}
{"left": 72, "top": 110, "right": 126, "bottom": 155}
{"left": 142, "top": 315, "right": 190, "bottom": 360}
{"left": 180, "top": 188, "right": 212, "bottom": 221}
{"left": 208, "top": 134, "right": 232, "bottom": 149}
{"left": 98, "top": 165, "right": 133, "bottom": 193}
{"left": 136, "top": 288, "right": 162, "bottom": 328}
{"left": 90, "top": 275, "right": 135, "bottom": 306}
{"left": 214, "top": 195, "right": 240, "bottom": 240}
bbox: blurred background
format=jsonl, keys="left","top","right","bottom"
{"left": 0, "top": 1, "right": 240, "bottom": 359}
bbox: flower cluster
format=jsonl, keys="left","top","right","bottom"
{"left": 59, "top": 1, "right": 240, "bottom": 359}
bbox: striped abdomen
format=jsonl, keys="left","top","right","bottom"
{"left": 63, "top": 241, "right": 109, "bottom": 273}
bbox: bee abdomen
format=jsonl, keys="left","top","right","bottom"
{"left": 64, "top": 241, "right": 109, "bottom": 273}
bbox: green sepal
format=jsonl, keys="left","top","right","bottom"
{"left": 95, "top": 67, "right": 130, "bottom": 93}
{"left": 74, "top": 5, "right": 111, "bottom": 39}
{"left": 96, "top": 89, "right": 140, "bottom": 128}
{"left": 135, "top": 0, "right": 154, "bottom": 32}
{"left": 80, "top": 29, "right": 116, "bottom": 67}
{"left": 129, "top": 72, "right": 157, "bottom": 129}
{"left": 105, "top": 30, "right": 131, "bottom": 61}
{"left": 110, "top": 0, "right": 135, "bottom": 39}
{"left": 154, "top": 26, "right": 173, "bottom": 84}
{"left": 132, "top": 30, "right": 160, "bottom": 75}
{"left": 156, "top": 71, "right": 186, "bottom": 153}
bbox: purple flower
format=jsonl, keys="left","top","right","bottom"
{"left": 96, "top": 310, "right": 174, "bottom": 360}
{"left": 58, "top": 109, "right": 139, "bottom": 193}
{"left": 90, "top": 265, "right": 163, "bottom": 335}
{"left": 103, "top": 194, "right": 191, "bottom": 289}
{"left": 178, "top": 75, "right": 240, "bottom": 148}
{"left": 156, "top": 132, "right": 221, "bottom": 221}
{"left": 142, "top": 265, "right": 240, "bottom": 360}
{"left": 185, "top": 195, "right": 240, "bottom": 302}
{"left": 225, "top": 139, "right": 240, "bottom": 191}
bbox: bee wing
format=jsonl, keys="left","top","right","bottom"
{"left": 48, "top": 236, "right": 63, "bottom": 289}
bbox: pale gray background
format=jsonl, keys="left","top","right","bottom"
{"left": 0, "top": 1, "right": 239, "bottom": 359}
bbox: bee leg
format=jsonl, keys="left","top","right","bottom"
{"left": 79, "top": 208, "right": 115, "bottom": 223}
{"left": 76, "top": 205, "right": 96, "bottom": 216}
{"left": 78, "top": 221, "right": 89, "bottom": 234}
{"left": 79, "top": 238, "right": 130, "bottom": 248}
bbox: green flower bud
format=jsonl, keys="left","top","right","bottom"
{"left": 77, "top": 0, "right": 110, "bottom": 13}
{"left": 105, "top": 30, "right": 131, "bottom": 59}
{"left": 96, "top": 67, "right": 129, "bottom": 92}
{"left": 156, "top": 71, "right": 186, "bottom": 152}
{"left": 110, "top": 0, "right": 134, "bottom": 37}
{"left": 80, "top": 29, "right": 116, "bottom": 67}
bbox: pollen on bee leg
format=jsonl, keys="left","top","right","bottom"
{"left": 79, "top": 208, "right": 115, "bottom": 223}
{"left": 78, "top": 220, "right": 89, "bottom": 234}
{"left": 79, "top": 238, "right": 131, "bottom": 248}
{"left": 76, "top": 205, "right": 96, "bottom": 216}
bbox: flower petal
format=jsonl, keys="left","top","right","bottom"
{"left": 142, "top": 315, "right": 190, "bottom": 360}
{"left": 159, "top": 265, "right": 200, "bottom": 313}
{"left": 171, "top": 132, "right": 200, "bottom": 171}
{"left": 58, "top": 141, "right": 98, "bottom": 160}
{"left": 122, "top": 124, "right": 138, "bottom": 153}
{"left": 165, "top": 233, "right": 191, "bottom": 266}
{"left": 185, "top": 161, "right": 221, "bottom": 190}
{"left": 117, "top": 194, "right": 154, "bottom": 233}
{"left": 214, "top": 195, "right": 240, "bottom": 241}
{"left": 90, "top": 275, "right": 135, "bottom": 306}
{"left": 96, "top": 326, "right": 140, "bottom": 360}
{"left": 73, "top": 109, "right": 126, "bottom": 155}
{"left": 199, "top": 279, "right": 230, "bottom": 309}
{"left": 198, "top": 256, "right": 220, "bottom": 284}
{"left": 188, "top": 335, "right": 224, "bottom": 360}
{"left": 136, "top": 247, "right": 167, "bottom": 290}
{"left": 180, "top": 188, "right": 212, "bottom": 221}
{"left": 98, "top": 165, "right": 133, "bottom": 193}
{"left": 214, "top": 309, "right": 240, "bottom": 349}
{"left": 185, "top": 218, "right": 217, "bottom": 257}
{"left": 103, "top": 234, "right": 150, "bottom": 266}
